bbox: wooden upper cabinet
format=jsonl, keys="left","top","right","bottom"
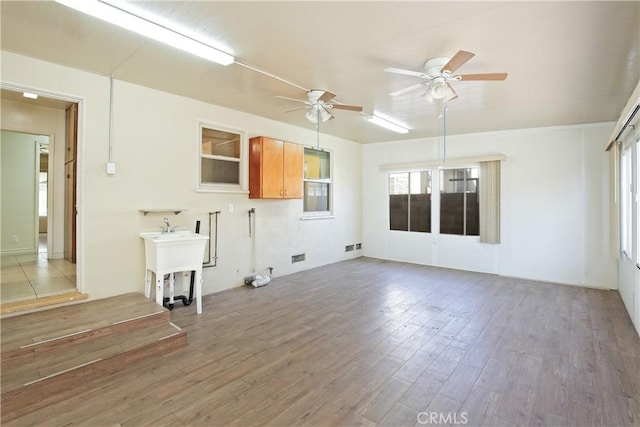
{"left": 249, "top": 136, "right": 303, "bottom": 199}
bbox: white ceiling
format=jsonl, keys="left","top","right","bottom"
{"left": 1, "top": 1, "right": 638, "bottom": 143}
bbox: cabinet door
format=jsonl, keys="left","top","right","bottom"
{"left": 261, "top": 138, "right": 284, "bottom": 198}
{"left": 283, "top": 142, "right": 303, "bottom": 198}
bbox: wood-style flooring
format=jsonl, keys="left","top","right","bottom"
{"left": 4, "top": 257, "right": 640, "bottom": 426}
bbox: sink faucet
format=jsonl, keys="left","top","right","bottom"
{"left": 162, "top": 217, "right": 174, "bottom": 233}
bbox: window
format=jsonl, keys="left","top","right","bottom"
{"left": 440, "top": 168, "right": 479, "bottom": 236}
{"left": 621, "top": 143, "right": 634, "bottom": 258}
{"left": 389, "top": 171, "right": 431, "bottom": 232}
{"left": 620, "top": 134, "right": 640, "bottom": 266}
{"left": 198, "top": 123, "right": 246, "bottom": 191}
{"left": 304, "top": 148, "right": 331, "bottom": 214}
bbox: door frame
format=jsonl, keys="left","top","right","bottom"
{"left": 1, "top": 82, "right": 85, "bottom": 294}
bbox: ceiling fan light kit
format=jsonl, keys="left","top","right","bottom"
{"left": 306, "top": 106, "right": 332, "bottom": 124}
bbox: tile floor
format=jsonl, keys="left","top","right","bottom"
{"left": 1, "top": 235, "right": 76, "bottom": 305}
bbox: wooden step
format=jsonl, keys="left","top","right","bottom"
{"left": 0, "top": 293, "right": 186, "bottom": 422}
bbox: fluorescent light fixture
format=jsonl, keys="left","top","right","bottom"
{"left": 366, "top": 112, "right": 409, "bottom": 134}
{"left": 23, "top": 92, "right": 39, "bottom": 99}
{"left": 54, "top": 0, "right": 234, "bottom": 66}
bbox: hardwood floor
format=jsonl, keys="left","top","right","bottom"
{"left": 4, "top": 257, "right": 639, "bottom": 426}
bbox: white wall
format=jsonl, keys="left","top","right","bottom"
{"left": 1, "top": 51, "right": 363, "bottom": 300}
{"left": 1, "top": 99, "right": 66, "bottom": 258}
{"left": 363, "top": 123, "right": 616, "bottom": 289}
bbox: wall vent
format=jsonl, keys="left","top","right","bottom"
{"left": 291, "top": 253, "right": 305, "bottom": 263}
{"left": 345, "top": 244, "right": 354, "bottom": 252}
{"left": 355, "top": 243, "right": 362, "bottom": 250}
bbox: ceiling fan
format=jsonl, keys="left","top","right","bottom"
{"left": 384, "top": 50, "right": 508, "bottom": 103}
{"left": 277, "top": 89, "right": 363, "bottom": 124}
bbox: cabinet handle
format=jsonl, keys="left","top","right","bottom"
{"left": 284, "top": 189, "right": 288, "bottom": 197}
{"left": 280, "top": 189, "right": 283, "bottom": 196}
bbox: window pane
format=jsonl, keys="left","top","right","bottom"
{"left": 304, "top": 149, "right": 330, "bottom": 180}
{"left": 410, "top": 171, "right": 431, "bottom": 194}
{"left": 389, "top": 173, "right": 409, "bottom": 194}
{"left": 201, "top": 158, "right": 239, "bottom": 184}
{"left": 622, "top": 147, "right": 633, "bottom": 256}
{"left": 390, "top": 194, "right": 409, "bottom": 230}
{"left": 409, "top": 193, "right": 431, "bottom": 232}
{"left": 440, "top": 192, "right": 465, "bottom": 234}
{"left": 304, "top": 182, "right": 329, "bottom": 212}
{"left": 465, "top": 192, "right": 479, "bottom": 236}
{"left": 201, "top": 127, "right": 240, "bottom": 158}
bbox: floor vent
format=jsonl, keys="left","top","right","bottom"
{"left": 291, "top": 253, "right": 305, "bottom": 263}
{"left": 345, "top": 244, "right": 354, "bottom": 252}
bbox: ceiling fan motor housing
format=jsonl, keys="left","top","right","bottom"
{"left": 424, "top": 57, "right": 451, "bottom": 75}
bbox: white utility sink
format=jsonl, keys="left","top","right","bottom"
{"left": 140, "top": 231, "right": 209, "bottom": 314}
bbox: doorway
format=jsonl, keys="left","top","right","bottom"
{"left": 0, "top": 89, "right": 81, "bottom": 310}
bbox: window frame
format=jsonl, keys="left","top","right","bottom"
{"left": 388, "top": 170, "right": 432, "bottom": 233}
{"left": 196, "top": 121, "right": 248, "bottom": 194}
{"left": 302, "top": 146, "right": 333, "bottom": 219}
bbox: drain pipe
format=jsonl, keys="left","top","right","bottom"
{"left": 249, "top": 208, "right": 256, "bottom": 272}
{"left": 203, "top": 211, "right": 220, "bottom": 268}
{"left": 182, "top": 219, "right": 202, "bottom": 306}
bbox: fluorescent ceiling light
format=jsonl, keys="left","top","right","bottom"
{"left": 366, "top": 113, "right": 409, "bottom": 134}
{"left": 54, "top": 0, "right": 234, "bottom": 66}
{"left": 23, "top": 92, "right": 39, "bottom": 99}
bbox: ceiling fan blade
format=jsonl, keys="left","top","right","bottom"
{"left": 275, "top": 95, "right": 308, "bottom": 104}
{"left": 318, "top": 91, "right": 336, "bottom": 103}
{"left": 458, "top": 73, "right": 508, "bottom": 81}
{"left": 282, "top": 106, "right": 307, "bottom": 113}
{"left": 442, "top": 50, "right": 475, "bottom": 73}
{"left": 330, "top": 104, "right": 363, "bottom": 112}
{"left": 446, "top": 83, "right": 458, "bottom": 101}
{"left": 390, "top": 82, "right": 426, "bottom": 97}
{"left": 384, "top": 67, "right": 426, "bottom": 78}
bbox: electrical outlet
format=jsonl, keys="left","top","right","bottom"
{"left": 106, "top": 162, "right": 116, "bottom": 175}
{"left": 11, "top": 235, "right": 19, "bottom": 243}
